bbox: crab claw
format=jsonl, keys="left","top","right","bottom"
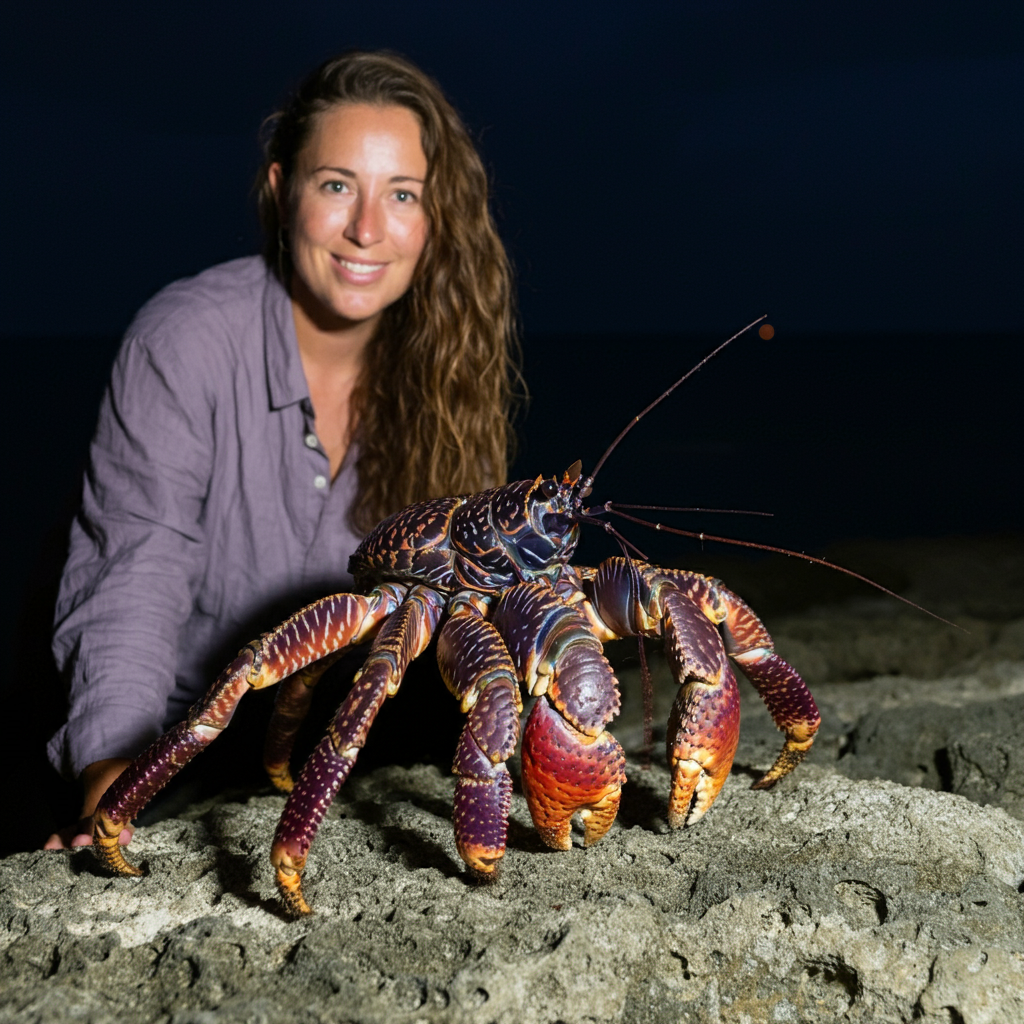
{"left": 521, "top": 696, "right": 626, "bottom": 850}
{"left": 665, "top": 668, "right": 741, "bottom": 827}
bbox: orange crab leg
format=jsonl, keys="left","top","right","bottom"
{"left": 660, "top": 588, "right": 741, "bottom": 826}
{"left": 584, "top": 558, "right": 744, "bottom": 824}
{"left": 584, "top": 557, "right": 818, "bottom": 821}
{"left": 521, "top": 697, "right": 626, "bottom": 849}
{"left": 270, "top": 585, "right": 445, "bottom": 916}
{"left": 92, "top": 584, "right": 406, "bottom": 877}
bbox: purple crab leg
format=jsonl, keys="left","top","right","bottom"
{"left": 436, "top": 593, "right": 522, "bottom": 876}
{"left": 586, "top": 558, "right": 818, "bottom": 820}
{"left": 92, "top": 584, "right": 406, "bottom": 877}
{"left": 659, "top": 587, "right": 741, "bottom": 826}
{"left": 270, "top": 585, "right": 445, "bottom": 916}
{"left": 717, "top": 585, "right": 821, "bottom": 788}
{"left": 263, "top": 649, "right": 347, "bottom": 792}
{"left": 583, "top": 560, "right": 746, "bottom": 824}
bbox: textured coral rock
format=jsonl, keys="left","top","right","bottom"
{"left": 3, "top": 537, "right": 1022, "bottom": 1024}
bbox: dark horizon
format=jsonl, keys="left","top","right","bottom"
{"left": 8, "top": 327, "right": 1019, "bottom": 605}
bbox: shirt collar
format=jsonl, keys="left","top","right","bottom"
{"left": 262, "top": 266, "right": 310, "bottom": 411}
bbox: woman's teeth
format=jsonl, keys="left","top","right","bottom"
{"left": 337, "top": 258, "right": 382, "bottom": 273}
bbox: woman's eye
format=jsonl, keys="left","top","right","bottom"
{"left": 323, "top": 181, "right": 349, "bottom": 194}
{"left": 394, "top": 189, "right": 416, "bottom": 203}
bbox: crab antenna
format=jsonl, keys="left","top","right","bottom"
{"left": 578, "top": 514, "right": 649, "bottom": 561}
{"left": 579, "top": 313, "right": 768, "bottom": 496}
{"left": 609, "top": 503, "right": 773, "bottom": 517}
{"left": 605, "top": 507, "right": 965, "bottom": 631}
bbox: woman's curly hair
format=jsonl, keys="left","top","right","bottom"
{"left": 255, "top": 51, "right": 522, "bottom": 533}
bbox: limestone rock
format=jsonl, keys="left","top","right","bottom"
{"left": 4, "top": 537, "right": 1022, "bottom": 1023}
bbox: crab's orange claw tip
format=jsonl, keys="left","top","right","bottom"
{"left": 667, "top": 757, "right": 729, "bottom": 828}
{"left": 271, "top": 846, "right": 312, "bottom": 917}
{"left": 535, "top": 821, "right": 574, "bottom": 851}
{"left": 752, "top": 737, "right": 814, "bottom": 790}
{"left": 458, "top": 842, "right": 504, "bottom": 880}
{"left": 264, "top": 761, "right": 295, "bottom": 793}
{"left": 579, "top": 799, "right": 621, "bottom": 847}
{"left": 276, "top": 870, "right": 313, "bottom": 917}
{"left": 564, "top": 459, "right": 582, "bottom": 484}
{"left": 93, "top": 816, "right": 144, "bottom": 877}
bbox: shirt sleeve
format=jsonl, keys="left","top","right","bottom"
{"left": 48, "top": 329, "right": 216, "bottom": 779}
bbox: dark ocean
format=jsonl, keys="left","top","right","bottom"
{"left": 512, "top": 331, "right": 1022, "bottom": 567}
{"left": 6, "top": 329, "right": 1021, "bottom": 641}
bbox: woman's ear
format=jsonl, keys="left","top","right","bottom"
{"left": 268, "top": 162, "right": 287, "bottom": 224}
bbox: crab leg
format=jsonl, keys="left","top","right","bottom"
{"left": 263, "top": 650, "right": 347, "bottom": 793}
{"left": 585, "top": 558, "right": 819, "bottom": 819}
{"left": 270, "top": 585, "right": 445, "bottom": 916}
{"left": 717, "top": 586, "right": 820, "bottom": 788}
{"left": 586, "top": 559, "right": 742, "bottom": 824}
{"left": 660, "top": 589, "right": 740, "bottom": 825}
{"left": 436, "top": 594, "right": 522, "bottom": 876}
{"left": 92, "top": 584, "right": 406, "bottom": 878}
{"left": 492, "top": 583, "right": 626, "bottom": 851}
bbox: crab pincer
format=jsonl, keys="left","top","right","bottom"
{"left": 584, "top": 558, "right": 819, "bottom": 824}
{"left": 492, "top": 582, "right": 627, "bottom": 850}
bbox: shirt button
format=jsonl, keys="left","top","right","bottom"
{"left": 313, "top": 474, "right": 328, "bottom": 490}
{"left": 304, "top": 433, "right": 319, "bottom": 449}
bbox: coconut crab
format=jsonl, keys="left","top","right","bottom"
{"left": 91, "top": 317, "right": 826, "bottom": 916}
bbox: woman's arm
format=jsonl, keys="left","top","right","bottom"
{"left": 46, "top": 327, "right": 217, "bottom": 843}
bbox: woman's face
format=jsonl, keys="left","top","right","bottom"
{"left": 273, "top": 103, "right": 429, "bottom": 329}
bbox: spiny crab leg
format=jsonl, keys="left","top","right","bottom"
{"left": 717, "top": 589, "right": 821, "bottom": 788}
{"left": 660, "top": 588, "right": 741, "bottom": 826}
{"left": 92, "top": 584, "right": 407, "bottom": 878}
{"left": 263, "top": 651, "right": 347, "bottom": 793}
{"left": 436, "top": 593, "right": 522, "bottom": 876}
{"left": 270, "top": 585, "right": 445, "bottom": 917}
{"left": 492, "top": 582, "right": 626, "bottom": 850}
{"left": 584, "top": 558, "right": 819, "bottom": 825}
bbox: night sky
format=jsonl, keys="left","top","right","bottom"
{"left": 3, "top": 2, "right": 1022, "bottom": 583}
{"left": 5, "top": 1, "right": 1021, "bottom": 336}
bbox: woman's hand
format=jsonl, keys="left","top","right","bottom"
{"left": 44, "top": 758, "right": 135, "bottom": 849}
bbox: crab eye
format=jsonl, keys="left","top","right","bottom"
{"left": 540, "top": 479, "right": 559, "bottom": 499}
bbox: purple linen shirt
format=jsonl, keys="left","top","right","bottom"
{"left": 49, "top": 257, "right": 365, "bottom": 779}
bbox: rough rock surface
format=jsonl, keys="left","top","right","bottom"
{"left": 3, "top": 537, "right": 1022, "bottom": 1024}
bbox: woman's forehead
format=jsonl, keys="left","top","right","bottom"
{"left": 301, "top": 102, "right": 428, "bottom": 168}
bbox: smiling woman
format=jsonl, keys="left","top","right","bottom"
{"left": 44, "top": 51, "right": 519, "bottom": 850}
{"left": 277, "top": 104, "right": 429, "bottom": 330}
{"left": 271, "top": 103, "right": 431, "bottom": 481}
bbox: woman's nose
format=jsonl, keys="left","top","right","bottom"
{"left": 345, "top": 197, "right": 384, "bottom": 247}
